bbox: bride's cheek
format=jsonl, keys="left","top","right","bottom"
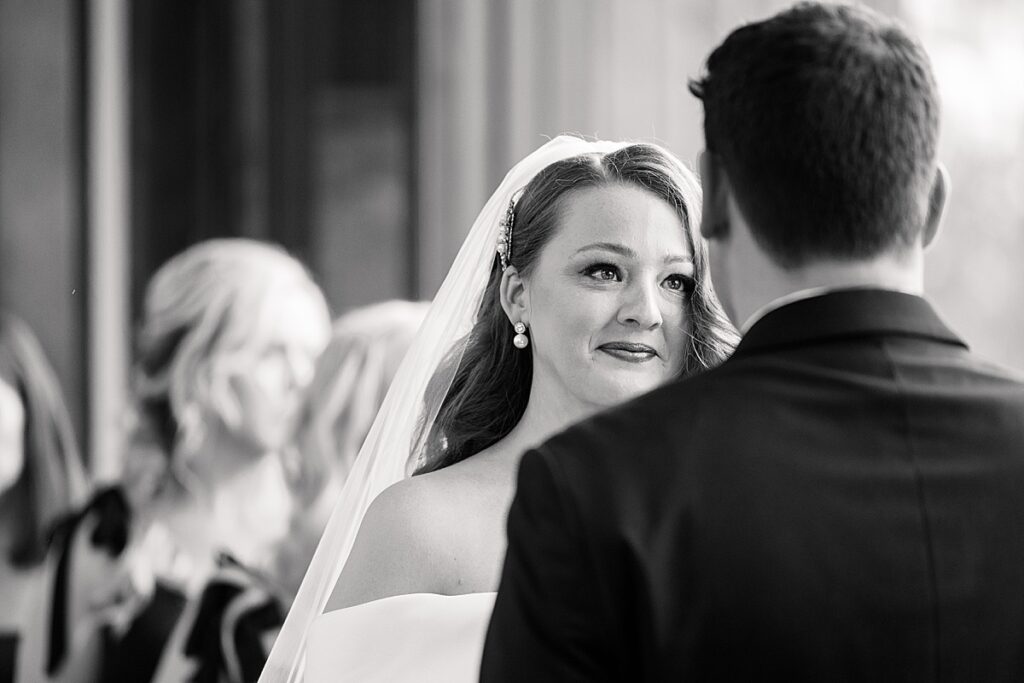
{"left": 569, "top": 284, "right": 610, "bottom": 311}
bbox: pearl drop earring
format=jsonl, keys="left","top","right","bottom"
{"left": 512, "top": 322, "right": 529, "bottom": 349}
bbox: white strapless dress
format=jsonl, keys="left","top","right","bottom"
{"left": 306, "top": 592, "right": 496, "bottom": 682}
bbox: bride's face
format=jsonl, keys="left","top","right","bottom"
{"left": 522, "top": 184, "right": 692, "bottom": 411}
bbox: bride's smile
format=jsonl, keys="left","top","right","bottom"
{"left": 596, "top": 340, "right": 660, "bottom": 363}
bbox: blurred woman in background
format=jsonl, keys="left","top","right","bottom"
{"left": 0, "top": 313, "right": 88, "bottom": 682}
{"left": 276, "top": 300, "right": 428, "bottom": 598}
{"left": 41, "top": 239, "right": 331, "bottom": 683}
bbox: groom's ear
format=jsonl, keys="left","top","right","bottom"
{"left": 499, "top": 266, "right": 529, "bottom": 325}
{"left": 699, "top": 150, "right": 730, "bottom": 241}
{"left": 921, "top": 162, "right": 950, "bottom": 250}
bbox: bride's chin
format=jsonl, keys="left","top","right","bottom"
{"left": 589, "top": 373, "right": 664, "bottom": 406}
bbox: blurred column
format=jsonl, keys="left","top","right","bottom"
{"left": 0, "top": 0, "right": 86, "bottom": 443}
{"left": 87, "top": 0, "right": 130, "bottom": 480}
{"left": 416, "top": 0, "right": 491, "bottom": 295}
{"left": 234, "top": 0, "right": 271, "bottom": 241}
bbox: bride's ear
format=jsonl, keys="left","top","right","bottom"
{"left": 499, "top": 266, "right": 529, "bottom": 326}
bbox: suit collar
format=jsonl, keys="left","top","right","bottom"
{"left": 734, "top": 288, "right": 966, "bottom": 357}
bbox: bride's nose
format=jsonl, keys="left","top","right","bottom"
{"left": 616, "top": 279, "right": 663, "bottom": 329}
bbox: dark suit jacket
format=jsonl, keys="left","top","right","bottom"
{"left": 481, "top": 290, "right": 1024, "bottom": 682}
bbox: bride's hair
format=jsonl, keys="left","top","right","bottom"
{"left": 415, "top": 143, "right": 737, "bottom": 474}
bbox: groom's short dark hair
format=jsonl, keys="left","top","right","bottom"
{"left": 689, "top": 2, "right": 940, "bottom": 267}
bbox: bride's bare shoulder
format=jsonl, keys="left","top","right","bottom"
{"left": 363, "top": 470, "right": 466, "bottom": 536}
{"left": 380, "top": 451, "right": 517, "bottom": 518}
{"left": 325, "top": 456, "right": 514, "bottom": 611}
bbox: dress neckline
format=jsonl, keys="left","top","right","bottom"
{"left": 323, "top": 590, "right": 497, "bottom": 615}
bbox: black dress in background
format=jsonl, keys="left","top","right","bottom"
{"left": 46, "top": 488, "right": 284, "bottom": 683}
{"left": 177, "top": 555, "right": 284, "bottom": 683}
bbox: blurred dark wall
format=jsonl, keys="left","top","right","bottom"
{"left": 131, "top": 0, "right": 252, "bottom": 320}
{"left": 130, "top": 0, "right": 416, "bottom": 318}
{"left": 133, "top": 4, "right": 225, "bottom": 267}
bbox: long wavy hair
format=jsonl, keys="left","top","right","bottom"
{"left": 0, "top": 313, "right": 87, "bottom": 566}
{"left": 414, "top": 143, "right": 737, "bottom": 474}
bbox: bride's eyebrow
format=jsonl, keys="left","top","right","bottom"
{"left": 573, "top": 243, "right": 693, "bottom": 267}
{"left": 573, "top": 242, "right": 635, "bottom": 258}
{"left": 665, "top": 255, "right": 695, "bottom": 268}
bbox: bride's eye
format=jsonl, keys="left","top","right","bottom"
{"left": 663, "top": 274, "right": 696, "bottom": 294}
{"left": 581, "top": 263, "right": 622, "bottom": 282}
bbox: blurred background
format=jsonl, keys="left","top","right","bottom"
{"left": 1, "top": 0, "right": 1021, "bottom": 479}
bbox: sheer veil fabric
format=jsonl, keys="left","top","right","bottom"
{"left": 259, "top": 136, "right": 631, "bottom": 682}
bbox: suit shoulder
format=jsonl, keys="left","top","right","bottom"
{"left": 529, "top": 370, "right": 731, "bottom": 520}
{"left": 540, "top": 367, "right": 725, "bottom": 469}
{"left": 968, "top": 353, "right": 1024, "bottom": 386}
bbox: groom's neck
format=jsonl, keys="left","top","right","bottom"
{"left": 730, "top": 245, "right": 926, "bottom": 332}
{"left": 718, "top": 205, "right": 928, "bottom": 332}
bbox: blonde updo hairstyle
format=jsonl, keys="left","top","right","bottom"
{"left": 126, "top": 239, "right": 330, "bottom": 504}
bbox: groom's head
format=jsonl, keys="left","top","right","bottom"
{"left": 691, "top": 2, "right": 947, "bottom": 320}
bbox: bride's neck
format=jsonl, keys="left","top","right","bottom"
{"left": 496, "top": 377, "right": 598, "bottom": 460}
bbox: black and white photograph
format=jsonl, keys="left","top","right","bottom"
{"left": 1, "top": 1, "right": 1022, "bottom": 681}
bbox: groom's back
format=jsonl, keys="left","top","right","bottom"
{"left": 544, "top": 291, "right": 1024, "bottom": 681}
{"left": 481, "top": 5, "right": 1024, "bottom": 681}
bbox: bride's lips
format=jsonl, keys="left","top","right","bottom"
{"left": 597, "top": 341, "right": 660, "bottom": 363}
